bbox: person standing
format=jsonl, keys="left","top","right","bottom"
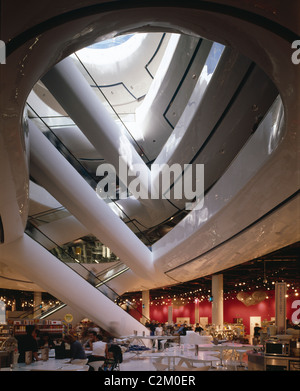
{"left": 195, "top": 323, "right": 204, "bottom": 333}
{"left": 253, "top": 323, "right": 262, "bottom": 344}
{"left": 17, "top": 325, "right": 40, "bottom": 363}
{"left": 38, "top": 332, "right": 54, "bottom": 349}
{"left": 87, "top": 332, "right": 108, "bottom": 370}
{"left": 149, "top": 320, "right": 156, "bottom": 348}
{"left": 155, "top": 323, "right": 164, "bottom": 350}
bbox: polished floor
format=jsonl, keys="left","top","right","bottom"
{"left": 118, "top": 349, "right": 249, "bottom": 371}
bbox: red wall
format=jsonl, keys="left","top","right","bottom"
{"left": 129, "top": 290, "right": 299, "bottom": 335}
{"left": 224, "top": 295, "right": 296, "bottom": 334}
{"left": 151, "top": 303, "right": 170, "bottom": 323}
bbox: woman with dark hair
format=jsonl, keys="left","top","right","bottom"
{"left": 87, "top": 333, "right": 108, "bottom": 362}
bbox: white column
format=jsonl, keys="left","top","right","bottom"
{"left": 168, "top": 306, "right": 173, "bottom": 325}
{"left": 275, "top": 282, "right": 287, "bottom": 334}
{"left": 212, "top": 274, "right": 223, "bottom": 329}
{"left": 0, "top": 234, "right": 149, "bottom": 337}
{"left": 194, "top": 299, "right": 199, "bottom": 325}
{"left": 142, "top": 290, "right": 150, "bottom": 324}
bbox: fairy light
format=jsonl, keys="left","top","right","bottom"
{"left": 113, "top": 268, "right": 299, "bottom": 312}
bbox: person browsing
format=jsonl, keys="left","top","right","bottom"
{"left": 87, "top": 332, "right": 108, "bottom": 370}
{"left": 63, "top": 334, "right": 86, "bottom": 360}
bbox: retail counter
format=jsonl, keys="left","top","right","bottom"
{"left": 0, "top": 351, "right": 14, "bottom": 369}
{"left": 247, "top": 351, "right": 300, "bottom": 371}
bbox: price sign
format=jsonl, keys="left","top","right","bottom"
{"left": 64, "top": 314, "right": 73, "bottom": 323}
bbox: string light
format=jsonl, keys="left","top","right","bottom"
{"left": 115, "top": 275, "right": 299, "bottom": 308}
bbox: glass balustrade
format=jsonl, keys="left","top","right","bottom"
{"left": 25, "top": 221, "right": 149, "bottom": 324}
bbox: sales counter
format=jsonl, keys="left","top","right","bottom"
{"left": 0, "top": 350, "right": 14, "bottom": 369}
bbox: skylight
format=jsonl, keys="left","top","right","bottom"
{"left": 88, "top": 34, "right": 134, "bottom": 49}
{"left": 75, "top": 33, "right": 147, "bottom": 65}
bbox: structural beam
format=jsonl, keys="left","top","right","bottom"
{"left": 29, "top": 119, "right": 158, "bottom": 281}
{"left": 0, "top": 234, "right": 149, "bottom": 337}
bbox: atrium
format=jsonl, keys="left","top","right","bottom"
{"left": 0, "top": 0, "right": 299, "bottom": 373}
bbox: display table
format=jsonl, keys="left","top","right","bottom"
{"left": 139, "top": 343, "right": 256, "bottom": 370}
{"left": 196, "top": 342, "right": 255, "bottom": 364}
{"left": 0, "top": 358, "right": 89, "bottom": 371}
{"left": 118, "top": 334, "right": 178, "bottom": 349}
{"left": 133, "top": 348, "right": 220, "bottom": 371}
{"left": 180, "top": 332, "right": 212, "bottom": 345}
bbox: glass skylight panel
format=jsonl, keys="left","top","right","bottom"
{"left": 206, "top": 42, "right": 225, "bottom": 74}
{"left": 87, "top": 34, "right": 135, "bottom": 49}
{"left": 76, "top": 34, "right": 146, "bottom": 66}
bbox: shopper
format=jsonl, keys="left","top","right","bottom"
{"left": 175, "top": 322, "right": 188, "bottom": 336}
{"left": 63, "top": 334, "right": 86, "bottom": 360}
{"left": 38, "top": 332, "right": 54, "bottom": 349}
{"left": 253, "top": 323, "right": 262, "bottom": 344}
{"left": 149, "top": 320, "right": 156, "bottom": 335}
{"left": 195, "top": 323, "right": 204, "bottom": 333}
{"left": 155, "top": 323, "right": 164, "bottom": 350}
{"left": 87, "top": 332, "right": 108, "bottom": 370}
{"left": 149, "top": 320, "right": 157, "bottom": 347}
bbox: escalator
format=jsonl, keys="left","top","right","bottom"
{"left": 9, "top": 301, "right": 65, "bottom": 320}
{"left": 22, "top": 221, "right": 148, "bottom": 333}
